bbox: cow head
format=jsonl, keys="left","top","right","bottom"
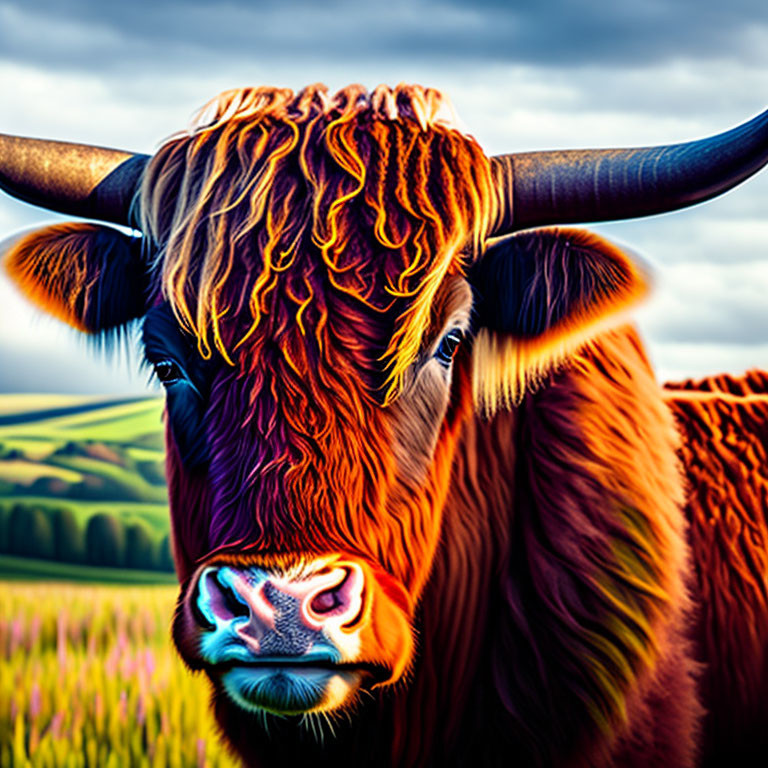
{"left": 3, "top": 85, "right": 767, "bottom": 723}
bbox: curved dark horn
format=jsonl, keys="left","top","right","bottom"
{"left": 491, "top": 107, "right": 768, "bottom": 234}
{"left": 0, "top": 134, "right": 149, "bottom": 226}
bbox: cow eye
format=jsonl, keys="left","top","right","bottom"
{"left": 435, "top": 329, "right": 464, "bottom": 366}
{"left": 154, "top": 360, "right": 183, "bottom": 385}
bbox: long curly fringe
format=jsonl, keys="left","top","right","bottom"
{"left": 140, "top": 84, "right": 495, "bottom": 402}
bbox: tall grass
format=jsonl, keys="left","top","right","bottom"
{"left": 0, "top": 582, "right": 239, "bottom": 767}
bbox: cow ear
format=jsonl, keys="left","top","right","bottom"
{"left": 3, "top": 222, "right": 149, "bottom": 334}
{"left": 469, "top": 227, "right": 650, "bottom": 414}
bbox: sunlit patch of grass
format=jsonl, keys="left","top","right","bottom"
{"left": 0, "top": 399, "right": 164, "bottom": 444}
{"left": 0, "top": 461, "right": 82, "bottom": 486}
{"left": 0, "top": 581, "right": 239, "bottom": 767}
{"left": 0, "top": 440, "right": 58, "bottom": 462}
{"left": 0, "top": 396, "right": 95, "bottom": 417}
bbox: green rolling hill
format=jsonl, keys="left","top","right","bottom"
{"left": 0, "top": 394, "right": 174, "bottom": 580}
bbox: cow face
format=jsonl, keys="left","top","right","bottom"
{"left": 137, "top": 85, "right": 496, "bottom": 717}
{"left": 3, "top": 85, "right": 648, "bottom": 721}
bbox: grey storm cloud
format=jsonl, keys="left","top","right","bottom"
{"left": 1, "top": 0, "right": 767, "bottom": 76}
{"left": 1, "top": 0, "right": 767, "bottom": 391}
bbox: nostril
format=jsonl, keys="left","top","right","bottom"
{"left": 204, "top": 570, "right": 250, "bottom": 623}
{"left": 310, "top": 587, "right": 342, "bottom": 614}
{"left": 306, "top": 566, "right": 364, "bottom": 623}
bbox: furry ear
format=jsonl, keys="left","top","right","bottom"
{"left": 469, "top": 227, "right": 650, "bottom": 413}
{"left": 3, "top": 222, "right": 149, "bottom": 333}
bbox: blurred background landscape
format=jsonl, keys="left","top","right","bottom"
{"left": 0, "top": 396, "right": 244, "bottom": 767}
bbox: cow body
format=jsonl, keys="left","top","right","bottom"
{"left": 3, "top": 84, "right": 768, "bottom": 767}
{"left": 667, "top": 371, "right": 768, "bottom": 767}
{"left": 217, "top": 329, "right": 768, "bottom": 768}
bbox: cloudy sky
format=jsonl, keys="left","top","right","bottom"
{"left": 1, "top": 0, "right": 767, "bottom": 394}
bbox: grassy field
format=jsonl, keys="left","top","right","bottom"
{"left": 0, "top": 556, "right": 177, "bottom": 585}
{"left": 0, "top": 581, "right": 239, "bottom": 767}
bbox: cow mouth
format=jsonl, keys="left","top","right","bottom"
{"left": 217, "top": 657, "right": 387, "bottom": 677}
{"left": 214, "top": 658, "right": 390, "bottom": 715}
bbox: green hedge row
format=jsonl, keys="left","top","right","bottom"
{"left": 0, "top": 503, "right": 175, "bottom": 572}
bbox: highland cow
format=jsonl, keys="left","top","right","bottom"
{"left": 2, "top": 84, "right": 768, "bottom": 767}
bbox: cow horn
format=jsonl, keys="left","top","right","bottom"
{"left": 0, "top": 134, "right": 149, "bottom": 227}
{"left": 491, "top": 106, "right": 768, "bottom": 234}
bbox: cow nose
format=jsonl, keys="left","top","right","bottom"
{"left": 192, "top": 563, "right": 365, "bottom": 652}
